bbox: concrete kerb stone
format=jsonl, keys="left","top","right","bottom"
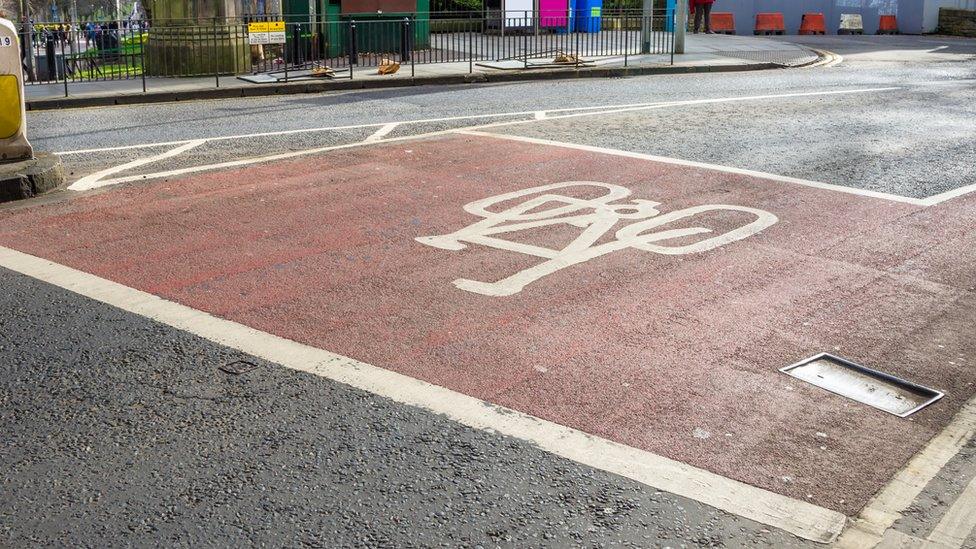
{"left": 24, "top": 59, "right": 802, "bottom": 112}
{"left": 0, "top": 153, "right": 66, "bottom": 203}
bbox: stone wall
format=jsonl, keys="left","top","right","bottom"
{"left": 938, "top": 7, "right": 976, "bottom": 35}
{"left": 145, "top": 25, "right": 251, "bottom": 76}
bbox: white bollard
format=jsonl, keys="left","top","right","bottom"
{"left": 838, "top": 13, "right": 864, "bottom": 35}
{"left": 0, "top": 17, "right": 33, "bottom": 162}
{"left": 0, "top": 16, "right": 64, "bottom": 202}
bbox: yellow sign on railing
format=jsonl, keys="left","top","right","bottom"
{"left": 248, "top": 21, "right": 286, "bottom": 45}
{"left": 248, "top": 21, "right": 285, "bottom": 32}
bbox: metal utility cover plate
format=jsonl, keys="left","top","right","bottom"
{"left": 781, "top": 353, "right": 944, "bottom": 417}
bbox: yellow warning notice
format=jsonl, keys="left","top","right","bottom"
{"left": 248, "top": 21, "right": 286, "bottom": 45}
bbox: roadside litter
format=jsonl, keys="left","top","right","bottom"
{"left": 378, "top": 58, "right": 401, "bottom": 75}
{"left": 553, "top": 51, "right": 579, "bottom": 64}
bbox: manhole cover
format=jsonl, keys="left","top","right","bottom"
{"left": 780, "top": 353, "right": 943, "bottom": 417}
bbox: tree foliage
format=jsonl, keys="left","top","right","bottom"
{"left": 430, "top": 0, "right": 481, "bottom": 12}
{"left": 18, "top": 0, "right": 136, "bottom": 21}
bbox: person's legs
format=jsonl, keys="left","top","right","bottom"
{"left": 693, "top": 5, "right": 702, "bottom": 33}
{"left": 703, "top": 3, "right": 713, "bottom": 32}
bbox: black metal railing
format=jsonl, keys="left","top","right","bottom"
{"left": 19, "top": 9, "right": 674, "bottom": 94}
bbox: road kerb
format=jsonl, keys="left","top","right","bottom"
{"left": 25, "top": 61, "right": 788, "bottom": 112}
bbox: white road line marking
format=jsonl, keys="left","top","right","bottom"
{"left": 89, "top": 128, "right": 467, "bottom": 188}
{"left": 534, "top": 111, "right": 547, "bottom": 120}
{"left": 0, "top": 244, "right": 848, "bottom": 543}
{"left": 68, "top": 140, "right": 207, "bottom": 191}
{"left": 918, "top": 182, "right": 976, "bottom": 207}
{"left": 60, "top": 139, "right": 198, "bottom": 155}
{"left": 834, "top": 398, "right": 976, "bottom": 548}
{"left": 53, "top": 105, "right": 609, "bottom": 155}
{"left": 459, "top": 130, "right": 928, "bottom": 207}
{"left": 875, "top": 529, "right": 939, "bottom": 549}
{"left": 529, "top": 88, "right": 901, "bottom": 122}
{"left": 364, "top": 123, "right": 399, "bottom": 142}
{"left": 55, "top": 87, "right": 899, "bottom": 155}
{"left": 927, "top": 473, "right": 976, "bottom": 547}
{"left": 76, "top": 87, "right": 906, "bottom": 194}
{"left": 55, "top": 115, "right": 524, "bottom": 155}
{"left": 909, "top": 79, "right": 976, "bottom": 87}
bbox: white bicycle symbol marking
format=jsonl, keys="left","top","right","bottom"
{"left": 416, "top": 181, "right": 778, "bottom": 297}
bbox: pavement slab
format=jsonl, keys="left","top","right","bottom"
{"left": 1, "top": 132, "right": 974, "bottom": 517}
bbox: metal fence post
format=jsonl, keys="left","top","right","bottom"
{"left": 575, "top": 21, "right": 581, "bottom": 68}
{"left": 213, "top": 18, "right": 220, "bottom": 87}
{"left": 624, "top": 15, "right": 629, "bottom": 67}
{"left": 400, "top": 17, "right": 410, "bottom": 62}
{"left": 21, "top": 13, "right": 36, "bottom": 82}
{"left": 44, "top": 31, "right": 55, "bottom": 82}
{"left": 670, "top": 8, "right": 676, "bottom": 64}
{"left": 291, "top": 23, "right": 301, "bottom": 65}
{"left": 141, "top": 23, "right": 147, "bottom": 92}
{"left": 408, "top": 18, "right": 414, "bottom": 77}
{"left": 348, "top": 20, "right": 357, "bottom": 66}
{"left": 60, "top": 33, "right": 68, "bottom": 97}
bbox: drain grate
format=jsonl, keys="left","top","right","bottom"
{"left": 780, "top": 353, "right": 943, "bottom": 417}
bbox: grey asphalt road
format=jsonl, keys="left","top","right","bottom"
{"left": 0, "top": 266, "right": 813, "bottom": 548}
{"left": 4, "top": 35, "right": 976, "bottom": 547}
{"left": 26, "top": 36, "right": 976, "bottom": 202}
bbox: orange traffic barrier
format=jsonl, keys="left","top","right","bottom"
{"left": 754, "top": 12, "right": 785, "bottom": 35}
{"left": 710, "top": 12, "right": 736, "bottom": 34}
{"left": 877, "top": 14, "right": 899, "bottom": 34}
{"left": 799, "top": 12, "right": 826, "bottom": 35}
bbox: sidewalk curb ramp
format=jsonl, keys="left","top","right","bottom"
{"left": 25, "top": 60, "right": 793, "bottom": 111}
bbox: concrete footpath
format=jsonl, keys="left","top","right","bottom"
{"left": 24, "top": 34, "right": 819, "bottom": 110}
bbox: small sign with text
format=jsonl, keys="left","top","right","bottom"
{"left": 248, "top": 21, "right": 286, "bottom": 45}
